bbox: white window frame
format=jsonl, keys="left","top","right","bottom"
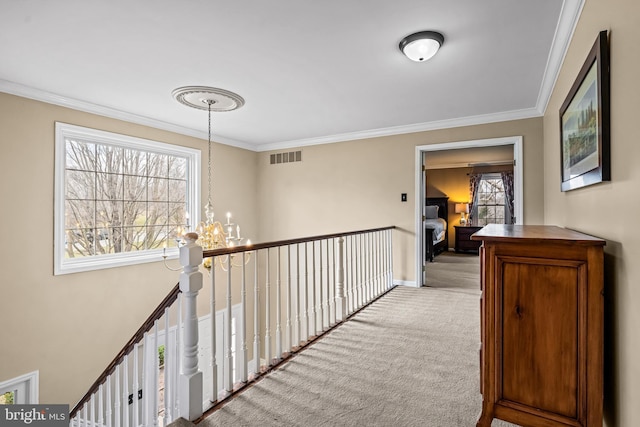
{"left": 475, "top": 173, "right": 508, "bottom": 226}
{"left": 54, "top": 122, "right": 200, "bottom": 275}
{"left": 0, "top": 371, "right": 39, "bottom": 404}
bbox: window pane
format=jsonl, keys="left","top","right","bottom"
{"left": 146, "top": 225, "right": 168, "bottom": 249}
{"left": 123, "top": 148, "right": 147, "bottom": 176}
{"left": 496, "top": 191, "right": 505, "bottom": 205}
{"left": 66, "top": 170, "right": 95, "bottom": 200}
{"left": 66, "top": 200, "right": 95, "bottom": 229}
{"left": 123, "top": 175, "right": 148, "bottom": 201}
{"left": 495, "top": 206, "right": 505, "bottom": 220}
{"left": 148, "top": 178, "right": 168, "bottom": 202}
{"left": 120, "top": 226, "right": 145, "bottom": 252}
{"left": 96, "top": 145, "right": 123, "bottom": 174}
{"left": 66, "top": 140, "right": 95, "bottom": 171}
{"left": 96, "top": 173, "right": 124, "bottom": 201}
{"left": 148, "top": 153, "right": 169, "bottom": 178}
{"left": 169, "top": 157, "right": 187, "bottom": 179}
{"left": 168, "top": 203, "right": 186, "bottom": 226}
{"left": 168, "top": 179, "right": 186, "bottom": 203}
{"left": 123, "top": 201, "right": 147, "bottom": 227}
{"left": 148, "top": 202, "right": 168, "bottom": 226}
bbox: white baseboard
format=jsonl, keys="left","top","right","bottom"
{"left": 394, "top": 280, "right": 418, "bottom": 288}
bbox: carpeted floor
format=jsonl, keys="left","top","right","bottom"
{"left": 197, "top": 252, "right": 516, "bottom": 427}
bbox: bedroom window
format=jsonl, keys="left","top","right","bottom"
{"left": 476, "top": 174, "right": 506, "bottom": 226}
{"left": 54, "top": 123, "right": 200, "bottom": 275}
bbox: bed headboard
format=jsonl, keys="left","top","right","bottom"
{"left": 426, "top": 197, "right": 449, "bottom": 222}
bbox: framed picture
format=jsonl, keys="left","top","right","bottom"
{"left": 560, "top": 30, "right": 610, "bottom": 192}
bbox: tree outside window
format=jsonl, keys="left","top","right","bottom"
{"left": 476, "top": 175, "right": 506, "bottom": 226}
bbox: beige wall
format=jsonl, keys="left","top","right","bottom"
{"left": 0, "top": 92, "right": 258, "bottom": 406}
{"left": 542, "top": 0, "right": 639, "bottom": 424}
{"left": 257, "top": 117, "right": 544, "bottom": 283}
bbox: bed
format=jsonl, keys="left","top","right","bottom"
{"left": 425, "top": 197, "right": 449, "bottom": 262}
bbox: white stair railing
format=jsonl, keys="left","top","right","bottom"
{"left": 70, "top": 227, "right": 394, "bottom": 426}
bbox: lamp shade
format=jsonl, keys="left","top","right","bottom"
{"left": 455, "top": 203, "right": 469, "bottom": 214}
{"left": 399, "top": 31, "right": 444, "bottom": 62}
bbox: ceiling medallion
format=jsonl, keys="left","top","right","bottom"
{"left": 172, "top": 86, "right": 245, "bottom": 112}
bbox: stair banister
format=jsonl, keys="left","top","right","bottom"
{"left": 178, "top": 232, "right": 204, "bottom": 421}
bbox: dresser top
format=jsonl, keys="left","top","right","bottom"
{"left": 470, "top": 224, "right": 605, "bottom": 246}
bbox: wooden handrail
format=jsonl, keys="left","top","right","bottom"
{"left": 203, "top": 226, "right": 396, "bottom": 258}
{"left": 70, "top": 283, "right": 181, "bottom": 418}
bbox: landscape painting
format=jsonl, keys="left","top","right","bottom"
{"left": 559, "top": 30, "right": 609, "bottom": 192}
{"left": 561, "top": 62, "right": 598, "bottom": 182}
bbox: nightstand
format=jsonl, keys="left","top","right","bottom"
{"left": 454, "top": 225, "right": 483, "bottom": 254}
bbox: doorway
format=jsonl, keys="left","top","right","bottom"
{"left": 414, "top": 136, "right": 523, "bottom": 287}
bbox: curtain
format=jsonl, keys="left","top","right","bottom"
{"left": 468, "top": 173, "right": 483, "bottom": 225}
{"left": 501, "top": 171, "right": 515, "bottom": 224}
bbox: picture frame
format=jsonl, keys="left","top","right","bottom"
{"left": 559, "top": 30, "right": 610, "bottom": 192}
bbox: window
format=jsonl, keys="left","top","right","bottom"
{"left": 0, "top": 371, "right": 38, "bottom": 404}
{"left": 476, "top": 174, "right": 506, "bottom": 226}
{"left": 55, "top": 123, "right": 200, "bottom": 275}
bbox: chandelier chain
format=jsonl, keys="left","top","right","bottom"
{"left": 207, "top": 101, "right": 212, "bottom": 206}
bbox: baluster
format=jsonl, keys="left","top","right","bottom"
{"left": 163, "top": 307, "right": 171, "bottom": 425}
{"left": 336, "top": 237, "right": 345, "bottom": 321}
{"left": 310, "top": 242, "right": 317, "bottom": 336}
{"left": 366, "top": 233, "right": 372, "bottom": 303}
{"left": 106, "top": 375, "right": 112, "bottom": 427}
{"left": 209, "top": 256, "right": 218, "bottom": 402}
{"left": 122, "top": 354, "right": 129, "bottom": 427}
{"left": 253, "top": 254, "right": 260, "bottom": 376}
{"left": 265, "top": 249, "right": 272, "bottom": 365}
{"left": 141, "top": 333, "right": 148, "bottom": 427}
{"left": 179, "top": 232, "right": 204, "bottom": 421}
{"left": 133, "top": 344, "right": 139, "bottom": 426}
{"left": 388, "top": 228, "right": 394, "bottom": 288}
{"left": 374, "top": 232, "right": 379, "bottom": 297}
{"left": 239, "top": 252, "right": 248, "bottom": 383}
{"left": 357, "top": 234, "right": 362, "bottom": 308}
{"left": 153, "top": 320, "right": 159, "bottom": 426}
{"left": 286, "top": 245, "right": 292, "bottom": 352}
{"left": 302, "top": 242, "right": 309, "bottom": 342}
{"left": 350, "top": 236, "right": 355, "bottom": 311}
{"left": 275, "top": 247, "right": 282, "bottom": 360}
{"left": 294, "top": 244, "right": 301, "bottom": 347}
{"left": 323, "top": 240, "right": 329, "bottom": 328}
{"left": 114, "top": 366, "right": 121, "bottom": 427}
{"left": 98, "top": 385, "right": 103, "bottom": 427}
{"left": 90, "top": 392, "right": 95, "bottom": 427}
{"left": 225, "top": 256, "right": 233, "bottom": 393}
{"left": 174, "top": 293, "right": 182, "bottom": 418}
{"left": 82, "top": 402, "right": 88, "bottom": 427}
{"left": 317, "top": 240, "right": 324, "bottom": 333}
{"left": 329, "top": 239, "right": 335, "bottom": 325}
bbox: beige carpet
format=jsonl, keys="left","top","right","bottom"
{"left": 197, "top": 252, "right": 516, "bottom": 426}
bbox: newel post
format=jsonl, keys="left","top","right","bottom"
{"left": 179, "top": 232, "right": 204, "bottom": 421}
{"left": 335, "top": 237, "right": 346, "bottom": 321}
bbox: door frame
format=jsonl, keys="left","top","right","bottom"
{"left": 414, "top": 136, "right": 524, "bottom": 287}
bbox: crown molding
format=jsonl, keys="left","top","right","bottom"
{"left": 535, "top": 0, "right": 585, "bottom": 115}
{"left": 256, "top": 107, "right": 540, "bottom": 152}
{"left": 0, "top": 79, "right": 256, "bottom": 151}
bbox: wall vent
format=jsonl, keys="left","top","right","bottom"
{"left": 270, "top": 150, "right": 302, "bottom": 165}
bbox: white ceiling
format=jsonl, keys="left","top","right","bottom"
{"left": 0, "top": 0, "right": 582, "bottom": 151}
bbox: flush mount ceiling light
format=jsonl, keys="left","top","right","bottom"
{"left": 399, "top": 31, "right": 445, "bottom": 62}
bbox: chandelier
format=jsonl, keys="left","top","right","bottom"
{"left": 171, "top": 86, "right": 250, "bottom": 269}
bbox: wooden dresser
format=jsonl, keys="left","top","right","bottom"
{"left": 471, "top": 225, "right": 605, "bottom": 427}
